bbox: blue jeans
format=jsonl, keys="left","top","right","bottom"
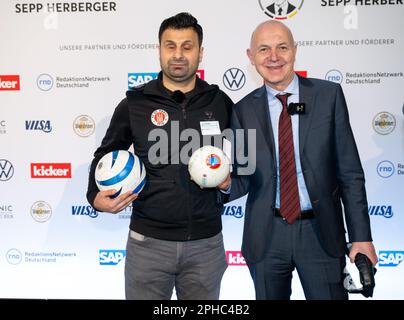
{"left": 124, "top": 230, "right": 228, "bottom": 300}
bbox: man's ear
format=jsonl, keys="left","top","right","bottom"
{"left": 199, "top": 46, "right": 204, "bottom": 63}
{"left": 247, "top": 48, "right": 254, "bottom": 65}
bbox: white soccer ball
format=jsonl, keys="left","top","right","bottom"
{"left": 188, "top": 145, "right": 230, "bottom": 188}
{"left": 95, "top": 150, "right": 146, "bottom": 198}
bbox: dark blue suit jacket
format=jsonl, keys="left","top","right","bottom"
{"left": 229, "top": 76, "right": 372, "bottom": 264}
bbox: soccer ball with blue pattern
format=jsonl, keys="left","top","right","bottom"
{"left": 95, "top": 150, "right": 146, "bottom": 198}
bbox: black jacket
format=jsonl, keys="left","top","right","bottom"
{"left": 87, "top": 73, "right": 233, "bottom": 241}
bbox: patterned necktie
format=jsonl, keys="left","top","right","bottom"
{"left": 276, "top": 93, "right": 301, "bottom": 224}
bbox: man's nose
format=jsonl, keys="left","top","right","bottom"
{"left": 268, "top": 49, "right": 279, "bottom": 61}
{"left": 173, "top": 47, "right": 184, "bottom": 59}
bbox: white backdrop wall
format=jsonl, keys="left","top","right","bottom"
{"left": 0, "top": 0, "right": 403, "bottom": 300}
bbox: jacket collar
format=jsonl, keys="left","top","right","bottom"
{"left": 142, "top": 71, "right": 217, "bottom": 99}
{"left": 252, "top": 74, "right": 317, "bottom": 156}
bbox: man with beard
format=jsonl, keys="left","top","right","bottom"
{"left": 86, "top": 12, "right": 232, "bottom": 300}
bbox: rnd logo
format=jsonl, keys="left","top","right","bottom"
{"left": 31, "top": 163, "right": 72, "bottom": 178}
{"left": 0, "top": 75, "right": 20, "bottom": 91}
{"left": 226, "top": 251, "right": 246, "bottom": 266}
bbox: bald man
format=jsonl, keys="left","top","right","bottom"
{"left": 227, "top": 21, "right": 377, "bottom": 300}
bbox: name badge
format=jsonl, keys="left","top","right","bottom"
{"left": 200, "top": 121, "right": 221, "bottom": 136}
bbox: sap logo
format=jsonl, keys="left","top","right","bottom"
{"left": 128, "top": 73, "right": 158, "bottom": 88}
{"left": 99, "top": 250, "right": 126, "bottom": 265}
{"left": 379, "top": 251, "right": 404, "bottom": 267}
{"left": 72, "top": 205, "right": 98, "bottom": 218}
{"left": 222, "top": 205, "right": 244, "bottom": 218}
{"left": 25, "top": 120, "right": 52, "bottom": 133}
{"left": 226, "top": 251, "right": 246, "bottom": 266}
{"left": 368, "top": 205, "right": 393, "bottom": 218}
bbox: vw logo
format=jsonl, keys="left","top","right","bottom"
{"left": 0, "top": 159, "right": 14, "bottom": 181}
{"left": 223, "top": 68, "right": 246, "bottom": 91}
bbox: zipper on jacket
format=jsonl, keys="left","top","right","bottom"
{"left": 178, "top": 100, "right": 192, "bottom": 240}
{"left": 181, "top": 105, "right": 187, "bottom": 120}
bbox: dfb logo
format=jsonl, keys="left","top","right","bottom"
{"left": 226, "top": 251, "right": 246, "bottom": 266}
{"left": 0, "top": 159, "right": 14, "bottom": 181}
{"left": 378, "top": 251, "right": 404, "bottom": 267}
{"left": 99, "top": 250, "right": 126, "bottom": 265}
{"left": 258, "top": 0, "right": 303, "bottom": 20}
{"left": 223, "top": 68, "right": 245, "bottom": 91}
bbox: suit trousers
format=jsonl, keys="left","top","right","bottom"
{"left": 247, "top": 216, "right": 348, "bottom": 300}
{"left": 125, "top": 230, "right": 228, "bottom": 300}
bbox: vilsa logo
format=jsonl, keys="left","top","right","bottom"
{"left": 222, "top": 205, "right": 244, "bottom": 218}
{"left": 72, "top": 205, "right": 98, "bottom": 218}
{"left": 25, "top": 120, "right": 52, "bottom": 133}
{"left": 99, "top": 250, "right": 126, "bottom": 265}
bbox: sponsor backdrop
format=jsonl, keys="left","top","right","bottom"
{"left": 0, "top": 0, "right": 403, "bottom": 300}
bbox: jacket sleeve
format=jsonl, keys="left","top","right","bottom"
{"left": 228, "top": 105, "right": 251, "bottom": 202}
{"left": 334, "top": 84, "right": 372, "bottom": 242}
{"left": 86, "top": 98, "right": 133, "bottom": 208}
{"left": 216, "top": 90, "right": 234, "bottom": 204}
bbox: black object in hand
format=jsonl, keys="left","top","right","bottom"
{"left": 354, "top": 253, "right": 376, "bottom": 298}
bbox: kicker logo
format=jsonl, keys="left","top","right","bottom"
{"left": 0, "top": 75, "right": 20, "bottom": 91}
{"left": 226, "top": 251, "right": 246, "bottom": 266}
{"left": 31, "top": 163, "right": 72, "bottom": 178}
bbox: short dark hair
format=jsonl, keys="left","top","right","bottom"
{"left": 158, "top": 12, "right": 203, "bottom": 47}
